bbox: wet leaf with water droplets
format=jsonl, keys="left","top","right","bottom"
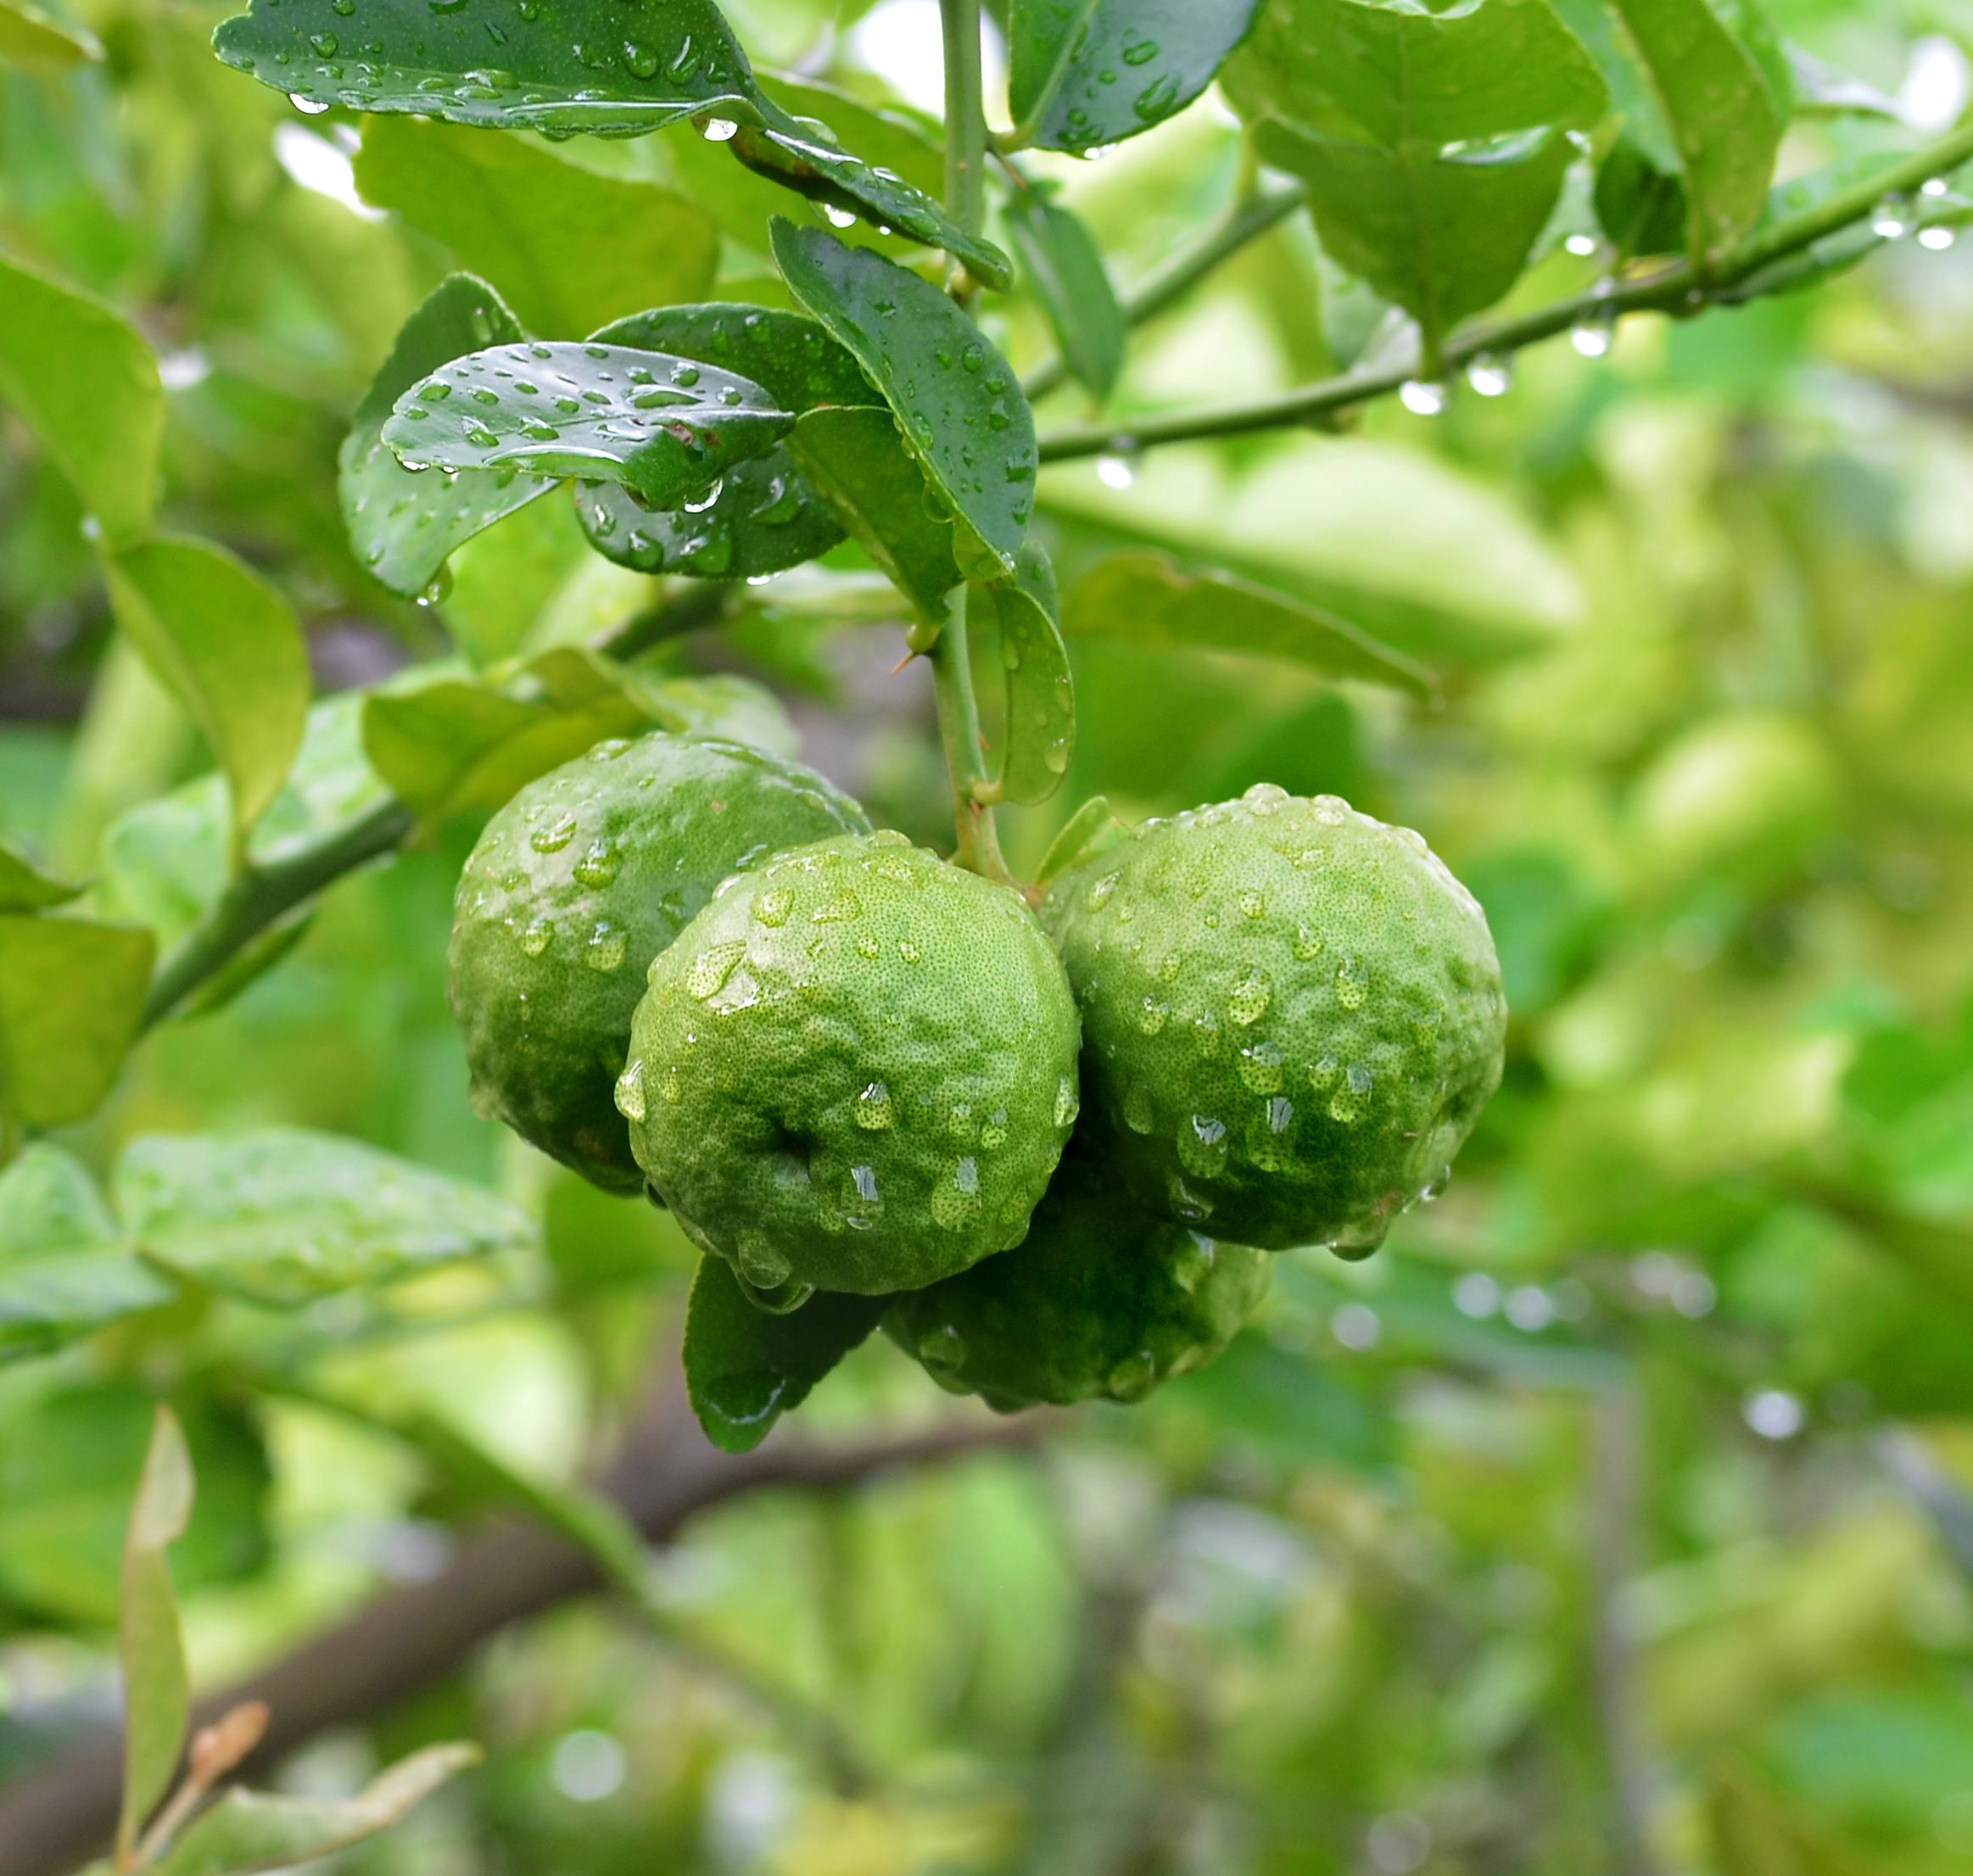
{"left": 975, "top": 542, "right": 1076, "bottom": 807}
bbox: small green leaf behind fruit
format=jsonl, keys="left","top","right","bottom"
{"left": 117, "top": 1404, "right": 194, "bottom": 1862}
{"left": 1037, "top": 796, "right": 1128, "bottom": 893}
{"left": 975, "top": 543, "right": 1076, "bottom": 805}
{"left": 0, "top": 913, "right": 154, "bottom": 1129}
{"left": 685, "top": 1254, "right": 887, "bottom": 1454}
{"left": 0, "top": 835, "right": 81, "bottom": 911}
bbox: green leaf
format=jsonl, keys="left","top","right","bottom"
{"left": 1604, "top": 0, "right": 1783, "bottom": 256}
{"left": 0, "top": 248, "right": 162, "bottom": 547}
{"left": 1545, "top": 0, "right": 1680, "bottom": 173}
{"left": 577, "top": 304, "right": 865, "bottom": 580}
{"left": 761, "top": 75, "right": 945, "bottom": 201}
{"left": 117, "top": 1404, "right": 193, "bottom": 1862}
{"left": 1009, "top": 0, "right": 1263, "bottom": 153}
{"left": 976, "top": 543, "right": 1076, "bottom": 805}
{"left": 0, "top": 0, "right": 102, "bottom": 71}
{"left": 382, "top": 341, "right": 792, "bottom": 507}
{"left": 788, "top": 405, "right": 965, "bottom": 623}
{"left": 684, "top": 1254, "right": 887, "bottom": 1454}
{"left": 1063, "top": 551, "right": 1436, "bottom": 694}
{"left": 0, "top": 914, "right": 154, "bottom": 1129}
{"left": 151, "top": 1743, "right": 482, "bottom": 1876}
{"left": 212, "top": 0, "right": 758, "bottom": 137}
{"left": 1596, "top": 134, "right": 1689, "bottom": 258}
{"left": 0, "top": 1145, "right": 173, "bottom": 1366}
{"left": 114, "top": 1127, "right": 537, "bottom": 1305}
{"left": 733, "top": 103, "right": 1013, "bottom": 293}
{"left": 352, "top": 117, "right": 721, "bottom": 340}
{"left": 1036, "top": 796, "right": 1128, "bottom": 892}
{"left": 1004, "top": 193, "right": 1126, "bottom": 399}
{"left": 0, "top": 835, "right": 81, "bottom": 911}
{"left": 772, "top": 221, "right": 1036, "bottom": 578}
{"left": 343, "top": 274, "right": 555, "bottom": 603}
{"left": 105, "top": 537, "right": 312, "bottom": 852}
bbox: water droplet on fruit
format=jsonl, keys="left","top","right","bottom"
{"left": 531, "top": 812, "right": 578, "bottom": 852}
{"left": 1136, "top": 997, "right": 1169, "bottom": 1035}
{"left": 1124, "top": 1080, "right": 1158, "bottom": 1134}
{"left": 1237, "top": 1041, "right": 1284, "bottom": 1093}
{"left": 918, "top": 1321, "right": 966, "bottom": 1376}
{"left": 736, "top": 1237, "right": 793, "bottom": 1288}
{"left": 519, "top": 916, "right": 553, "bottom": 957}
{"left": 811, "top": 891, "right": 861, "bottom": 924}
{"left": 897, "top": 938, "right": 921, "bottom": 963}
{"left": 613, "top": 1058, "right": 647, "bottom": 1121}
{"left": 1266, "top": 1094, "right": 1294, "bottom": 1134}
{"left": 1107, "top": 1349, "right": 1158, "bottom": 1401}
{"left": 1083, "top": 873, "right": 1118, "bottom": 913}
{"left": 573, "top": 838, "right": 622, "bottom": 887}
{"left": 1293, "top": 924, "right": 1323, "bottom": 959}
{"left": 931, "top": 1159, "right": 983, "bottom": 1229}
{"left": 1227, "top": 969, "right": 1272, "bottom": 1025}
{"left": 854, "top": 1081, "right": 893, "bottom": 1130}
{"left": 1178, "top": 1114, "right": 1228, "bottom": 1177}
{"left": 1420, "top": 1164, "right": 1451, "bottom": 1203}
{"left": 980, "top": 1109, "right": 1008, "bottom": 1151}
{"left": 1238, "top": 889, "right": 1266, "bottom": 918}
{"left": 1334, "top": 958, "right": 1368, "bottom": 1008}
{"left": 1054, "top": 1076, "right": 1080, "bottom": 1128}
{"left": 585, "top": 922, "right": 628, "bottom": 971}
{"left": 688, "top": 940, "right": 747, "bottom": 999}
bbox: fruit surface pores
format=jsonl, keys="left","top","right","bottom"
{"left": 1043, "top": 786, "right": 1506, "bottom": 1253}
{"left": 623, "top": 832, "right": 1082, "bottom": 1295}
{"left": 448, "top": 733, "right": 870, "bottom": 1193}
{"left": 886, "top": 1152, "right": 1271, "bottom": 1411}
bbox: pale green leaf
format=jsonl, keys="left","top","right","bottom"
{"left": 0, "top": 248, "right": 162, "bottom": 547}
{"left": 115, "top": 1128, "right": 537, "bottom": 1305}
{"left": 117, "top": 1404, "right": 193, "bottom": 1861}
{"left": 0, "top": 914, "right": 154, "bottom": 1129}
{"left": 0, "top": 0, "right": 101, "bottom": 71}
{"left": 1036, "top": 796, "right": 1128, "bottom": 892}
{"left": 977, "top": 543, "right": 1076, "bottom": 805}
{"left": 105, "top": 537, "right": 312, "bottom": 851}
{"left": 0, "top": 835, "right": 81, "bottom": 911}
{"left": 1005, "top": 193, "right": 1126, "bottom": 399}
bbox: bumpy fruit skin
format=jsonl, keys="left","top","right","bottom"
{"left": 886, "top": 1151, "right": 1271, "bottom": 1412}
{"left": 448, "top": 734, "right": 869, "bottom": 1193}
{"left": 622, "top": 833, "right": 1082, "bottom": 1295}
{"left": 1043, "top": 785, "right": 1506, "bottom": 1253}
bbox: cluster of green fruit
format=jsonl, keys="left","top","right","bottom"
{"left": 448, "top": 731, "right": 1506, "bottom": 1416}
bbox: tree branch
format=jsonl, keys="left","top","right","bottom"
{"left": 1035, "top": 121, "right": 1973, "bottom": 464}
{"left": 0, "top": 1376, "right": 1048, "bottom": 1876}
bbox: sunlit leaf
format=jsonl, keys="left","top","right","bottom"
{"left": 0, "top": 914, "right": 154, "bottom": 1129}
{"left": 684, "top": 1254, "right": 886, "bottom": 1454}
{"left": 0, "top": 0, "right": 101, "bottom": 71}
{"left": 105, "top": 537, "right": 312, "bottom": 851}
{"left": 1004, "top": 192, "right": 1125, "bottom": 399}
{"left": 0, "top": 248, "right": 162, "bottom": 547}
{"left": 1009, "top": 0, "right": 1263, "bottom": 152}
{"left": 0, "top": 835, "right": 81, "bottom": 911}
{"left": 772, "top": 221, "right": 1036, "bottom": 577}
{"left": 976, "top": 543, "right": 1075, "bottom": 805}
{"left": 115, "top": 1128, "right": 537, "bottom": 1304}
{"left": 352, "top": 118, "right": 720, "bottom": 339}
{"left": 382, "top": 340, "right": 791, "bottom": 506}
{"left": 117, "top": 1404, "right": 193, "bottom": 1862}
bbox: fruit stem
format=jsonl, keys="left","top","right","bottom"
{"left": 928, "top": 588, "right": 1014, "bottom": 885}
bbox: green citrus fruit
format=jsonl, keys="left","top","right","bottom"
{"left": 620, "top": 833, "right": 1082, "bottom": 1296}
{"left": 886, "top": 1151, "right": 1271, "bottom": 1411}
{"left": 1042, "top": 785, "right": 1506, "bottom": 1254}
{"left": 449, "top": 733, "right": 870, "bottom": 1193}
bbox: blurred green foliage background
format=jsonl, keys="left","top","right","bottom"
{"left": 14, "top": 0, "right": 1973, "bottom": 1872}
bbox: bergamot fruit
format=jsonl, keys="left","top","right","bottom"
{"left": 1043, "top": 785, "right": 1506, "bottom": 1253}
{"left": 449, "top": 733, "right": 870, "bottom": 1192}
{"left": 620, "top": 833, "right": 1081, "bottom": 1296}
{"left": 886, "top": 1149, "right": 1271, "bottom": 1411}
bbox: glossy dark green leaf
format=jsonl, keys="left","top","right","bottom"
{"left": 383, "top": 341, "right": 791, "bottom": 507}
{"left": 787, "top": 405, "right": 965, "bottom": 623}
{"left": 1062, "top": 551, "right": 1435, "bottom": 694}
{"left": 0, "top": 1145, "right": 172, "bottom": 1366}
{"left": 733, "top": 103, "right": 1013, "bottom": 293}
{"left": 117, "top": 1405, "right": 193, "bottom": 1862}
{"left": 212, "top": 0, "right": 757, "bottom": 137}
{"left": 342, "top": 274, "right": 554, "bottom": 602}
{"left": 0, "top": 836, "right": 81, "bottom": 911}
{"left": 0, "top": 249, "right": 162, "bottom": 548}
{"left": 106, "top": 538, "right": 314, "bottom": 851}
{"left": 1009, "top": 0, "right": 1263, "bottom": 153}
{"left": 0, "top": 0, "right": 101, "bottom": 71}
{"left": 578, "top": 304, "right": 869, "bottom": 580}
{"left": 0, "top": 915, "right": 154, "bottom": 1129}
{"left": 352, "top": 117, "right": 720, "bottom": 339}
{"left": 772, "top": 221, "right": 1036, "bottom": 578}
{"left": 684, "top": 1254, "right": 887, "bottom": 1454}
{"left": 1004, "top": 193, "right": 1125, "bottom": 399}
{"left": 763, "top": 75, "right": 945, "bottom": 201}
{"left": 976, "top": 543, "right": 1075, "bottom": 805}
{"left": 152, "top": 1745, "right": 482, "bottom": 1876}
{"left": 1596, "top": 135, "right": 1689, "bottom": 259}
{"left": 115, "top": 1128, "right": 537, "bottom": 1305}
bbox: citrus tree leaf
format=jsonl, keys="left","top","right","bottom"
{"left": 0, "top": 915, "right": 154, "bottom": 1130}
{"left": 1004, "top": 193, "right": 1125, "bottom": 399}
{"left": 105, "top": 537, "right": 312, "bottom": 851}
{"left": 684, "top": 1254, "right": 887, "bottom": 1454}
{"left": 212, "top": 0, "right": 757, "bottom": 136}
{"left": 772, "top": 221, "right": 1036, "bottom": 578}
{"left": 0, "top": 1145, "right": 172, "bottom": 1366}
{"left": 0, "top": 0, "right": 102, "bottom": 71}
{"left": 151, "top": 1743, "right": 482, "bottom": 1876}
{"left": 342, "top": 274, "right": 555, "bottom": 603}
{"left": 117, "top": 1404, "right": 193, "bottom": 1862}
{"left": 787, "top": 405, "right": 965, "bottom": 623}
{"left": 1036, "top": 796, "right": 1128, "bottom": 892}
{"left": 382, "top": 341, "right": 792, "bottom": 507}
{"left": 114, "top": 1128, "right": 537, "bottom": 1305}
{"left": 762, "top": 75, "right": 945, "bottom": 201}
{"left": 0, "top": 835, "right": 81, "bottom": 911}
{"left": 352, "top": 118, "right": 720, "bottom": 339}
{"left": 0, "top": 249, "right": 162, "bottom": 548}
{"left": 977, "top": 543, "right": 1075, "bottom": 806}
{"left": 577, "top": 304, "right": 869, "bottom": 581}
{"left": 1062, "top": 551, "right": 1436, "bottom": 694}
{"left": 1009, "top": 0, "right": 1264, "bottom": 153}
{"left": 1546, "top": 0, "right": 1680, "bottom": 172}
